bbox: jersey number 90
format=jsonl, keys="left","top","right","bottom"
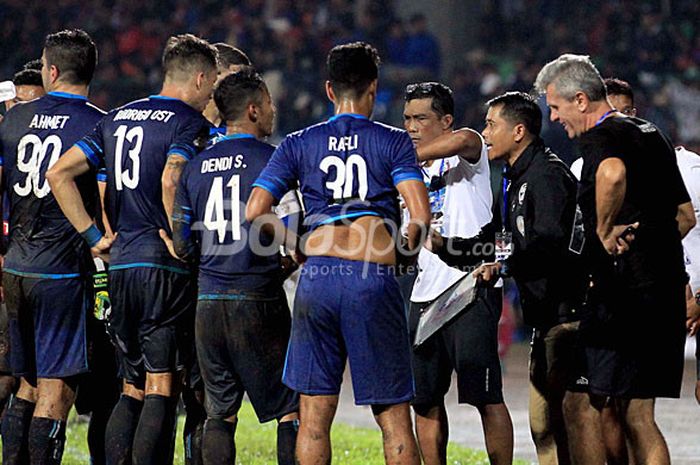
{"left": 13, "top": 134, "right": 62, "bottom": 198}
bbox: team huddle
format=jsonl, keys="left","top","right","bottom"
{"left": 0, "top": 26, "right": 698, "bottom": 465}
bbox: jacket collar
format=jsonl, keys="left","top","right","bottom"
{"left": 504, "top": 137, "right": 545, "bottom": 181}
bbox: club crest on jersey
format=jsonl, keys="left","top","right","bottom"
{"left": 518, "top": 183, "right": 527, "bottom": 205}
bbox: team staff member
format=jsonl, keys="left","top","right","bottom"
{"left": 476, "top": 92, "right": 585, "bottom": 465}
{"left": 535, "top": 54, "right": 693, "bottom": 465}
{"left": 165, "top": 68, "right": 299, "bottom": 465}
{"left": 247, "top": 42, "right": 430, "bottom": 465}
{"left": 47, "top": 34, "right": 217, "bottom": 465}
{"left": 402, "top": 82, "right": 513, "bottom": 465}
{"left": 0, "top": 29, "right": 104, "bottom": 465}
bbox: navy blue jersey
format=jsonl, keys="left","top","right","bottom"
{"left": 0, "top": 92, "right": 105, "bottom": 277}
{"left": 173, "top": 134, "right": 281, "bottom": 295}
{"left": 253, "top": 113, "right": 422, "bottom": 230}
{"left": 76, "top": 95, "right": 210, "bottom": 271}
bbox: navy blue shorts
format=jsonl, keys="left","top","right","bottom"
{"left": 107, "top": 267, "right": 196, "bottom": 388}
{"left": 3, "top": 273, "right": 90, "bottom": 380}
{"left": 283, "top": 256, "right": 414, "bottom": 405}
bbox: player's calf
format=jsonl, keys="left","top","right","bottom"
{"left": 372, "top": 402, "right": 420, "bottom": 465}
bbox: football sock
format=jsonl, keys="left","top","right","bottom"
{"left": 201, "top": 418, "right": 236, "bottom": 465}
{"left": 105, "top": 394, "right": 143, "bottom": 465}
{"left": 132, "top": 394, "right": 177, "bottom": 465}
{"left": 27, "top": 417, "right": 66, "bottom": 465}
{"left": 277, "top": 419, "right": 299, "bottom": 465}
{"left": 182, "top": 390, "right": 205, "bottom": 465}
{"left": 1, "top": 396, "right": 35, "bottom": 465}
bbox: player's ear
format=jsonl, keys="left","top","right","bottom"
{"left": 367, "top": 79, "right": 378, "bottom": 99}
{"left": 49, "top": 65, "right": 59, "bottom": 85}
{"left": 325, "top": 81, "right": 336, "bottom": 104}
{"left": 195, "top": 72, "right": 205, "bottom": 90}
{"left": 574, "top": 91, "right": 588, "bottom": 112}
{"left": 248, "top": 102, "right": 258, "bottom": 122}
{"left": 441, "top": 114, "right": 453, "bottom": 131}
{"left": 512, "top": 123, "right": 526, "bottom": 143}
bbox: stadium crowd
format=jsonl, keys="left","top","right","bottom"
{"left": 1, "top": 2, "right": 700, "bottom": 465}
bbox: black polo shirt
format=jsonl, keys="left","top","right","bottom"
{"left": 577, "top": 116, "right": 689, "bottom": 289}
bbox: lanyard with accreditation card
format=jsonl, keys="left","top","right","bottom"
{"left": 496, "top": 167, "right": 513, "bottom": 271}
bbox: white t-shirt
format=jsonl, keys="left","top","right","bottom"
{"left": 410, "top": 140, "right": 493, "bottom": 303}
{"left": 676, "top": 146, "right": 700, "bottom": 292}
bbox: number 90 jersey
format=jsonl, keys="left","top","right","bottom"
{"left": 253, "top": 114, "right": 422, "bottom": 230}
{"left": 76, "top": 95, "right": 210, "bottom": 269}
{"left": 0, "top": 92, "right": 105, "bottom": 277}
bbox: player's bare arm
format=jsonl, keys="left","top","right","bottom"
{"left": 396, "top": 179, "right": 431, "bottom": 253}
{"left": 676, "top": 201, "right": 696, "bottom": 239}
{"left": 161, "top": 154, "right": 188, "bottom": 228}
{"left": 246, "top": 187, "right": 303, "bottom": 262}
{"left": 595, "top": 157, "right": 636, "bottom": 255}
{"left": 416, "top": 128, "right": 482, "bottom": 163}
{"left": 97, "top": 180, "right": 115, "bottom": 239}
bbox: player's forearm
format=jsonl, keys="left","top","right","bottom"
{"left": 595, "top": 158, "right": 627, "bottom": 240}
{"left": 676, "top": 201, "right": 696, "bottom": 239}
{"left": 162, "top": 156, "right": 187, "bottom": 228}
{"left": 417, "top": 128, "right": 481, "bottom": 162}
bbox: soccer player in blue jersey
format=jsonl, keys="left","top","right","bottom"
{"left": 47, "top": 34, "right": 217, "bottom": 465}
{"left": 0, "top": 29, "right": 104, "bottom": 465}
{"left": 165, "top": 68, "right": 299, "bottom": 465}
{"left": 246, "top": 42, "right": 431, "bottom": 465}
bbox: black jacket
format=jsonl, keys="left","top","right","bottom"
{"left": 502, "top": 138, "right": 587, "bottom": 329}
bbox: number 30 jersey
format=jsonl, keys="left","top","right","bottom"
{"left": 76, "top": 95, "right": 210, "bottom": 269}
{"left": 253, "top": 113, "right": 422, "bottom": 230}
{"left": 0, "top": 92, "right": 105, "bottom": 277}
{"left": 174, "top": 134, "right": 282, "bottom": 294}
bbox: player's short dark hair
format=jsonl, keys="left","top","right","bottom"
{"left": 327, "top": 42, "right": 380, "bottom": 98}
{"left": 214, "top": 67, "right": 267, "bottom": 122}
{"left": 214, "top": 43, "right": 251, "bottom": 69}
{"left": 405, "top": 81, "right": 454, "bottom": 120}
{"left": 604, "top": 78, "right": 634, "bottom": 103}
{"left": 44, "top": 29, "right": 97, "bottom": 86}
{"left": 13, "top": 69, "right": 43, "bottom": 87}
{"left": 23, "top": 59, "right": 42, "bottom": 71}
{"left": 162, "top": 34, "right": 217, "bottom": 80}
{"left": 486, "top": 91, "right": 542, "bottom": 136}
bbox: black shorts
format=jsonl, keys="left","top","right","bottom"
{"left": 75, "top": 318, "right": 120, "bottom": 415}
{"left": 4, "top": 273, "right": 90, "bottom": 380}
{"left": 409, "top": 287, "right": 504, "bottom": 407}
{"left": 581, "top": 282, "right": 686, "bottom": 399}
{"left": 107, "top": 267, "right": 196, "bottom": 388}
{"left": 0, "top": 303, "right": 11, "bottom": 375}
{"left": 196, "top": 295, "right": 298, "bottom": 422}
{"left": 530, "top": 321, "right": 587, "bottom": 395}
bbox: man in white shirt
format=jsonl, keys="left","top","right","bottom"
{"left": 403, "top": 82, "right": 513, "bottom": 465}
{"left": 676, "top": 145, "right": 700, "bottom": 405}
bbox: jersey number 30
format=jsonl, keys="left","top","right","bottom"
{"left": 204, "top": 175, "right": 241, "bottom": 242}
{"left": 320, "top": 154, "right": 368, "bottom": 200}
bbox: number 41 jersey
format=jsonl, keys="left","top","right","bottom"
{"left": 76, "top": 95, "right": 210, "bottom": 269}
{"left": 0, "top": 92, "right": 105, "bottom": 277}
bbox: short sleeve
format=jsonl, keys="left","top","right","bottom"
{"left": 75, "top": 117, "right": 106, "bottom": 167}
{"left": 252, "top": 136, "right": 299, "bottom": 201}
{"left": 168, "top": 117, "right": 209, "bottom": 161}
{"left": 390, "top": 131, "right": 422, "bottom": 186}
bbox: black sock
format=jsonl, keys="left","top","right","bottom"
{"left": 27, "top": 417, "right": 66, "bottom": 465}
{"left": 182, "top": 390, "right": 205, "bottom": 465}
{"left": 105, "top": 395, "right": 143, "bottom": 465}
{"left": 277, "top": 419, "right": 299, "bottom": 465}
{"left": 87, "top": 406, "right": 113, "bottom": 465}
{"left": 1, "top": 396, "right": 35, "bottom": 465}
{"left": 132, "top": 395, "right": 177, "bottom": 465}
{"left": 202, "top": 418, "right": 236, "bottom": 465}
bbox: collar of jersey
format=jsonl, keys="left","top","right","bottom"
{"left": 219, "top": 133, "right": 256, "bottom": 141}
{"left": 328, "top": 113, "right": 369, "bottom": 122}
{"left": 48, "top": 91, "right": 87, "bottom": 100}
{"left": 149, "top": 95, "right": 182, "bottom": 102}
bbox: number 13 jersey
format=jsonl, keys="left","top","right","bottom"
{"left": 76, "top": 95, "right": 210, "bottom": 270}
{"left": 0, "top": 92, "right": 105, "bottom": 277}
{"left": 253, "top": 113, "right": 422, "bottom": 230}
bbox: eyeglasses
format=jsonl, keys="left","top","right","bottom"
{"left": 619, "top": 107, "right": 637, "bottom": 116}
{"left": 405, "top": 82, "right": 451, "bottom": 97}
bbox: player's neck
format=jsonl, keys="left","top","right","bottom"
{"left": 506, "top": 136, "right": 535, "bottom": 167}
{"left": 158, "top": 83, "right": 191, "bottom": 107}
{"left": 225, "top": 120, "right": 262, "bottom": 139}
{"left": 333, "top": 95, "right": 372, "bottom": 118}
{"left": 49, "top": 83, "right": 88, "bottom": 98}
{"left": 584, "top": 101, "right": 615, "bottom": 132}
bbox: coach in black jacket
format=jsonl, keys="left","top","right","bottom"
{"left": 476, "top": 92, "right": 587, "bottom": 465}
